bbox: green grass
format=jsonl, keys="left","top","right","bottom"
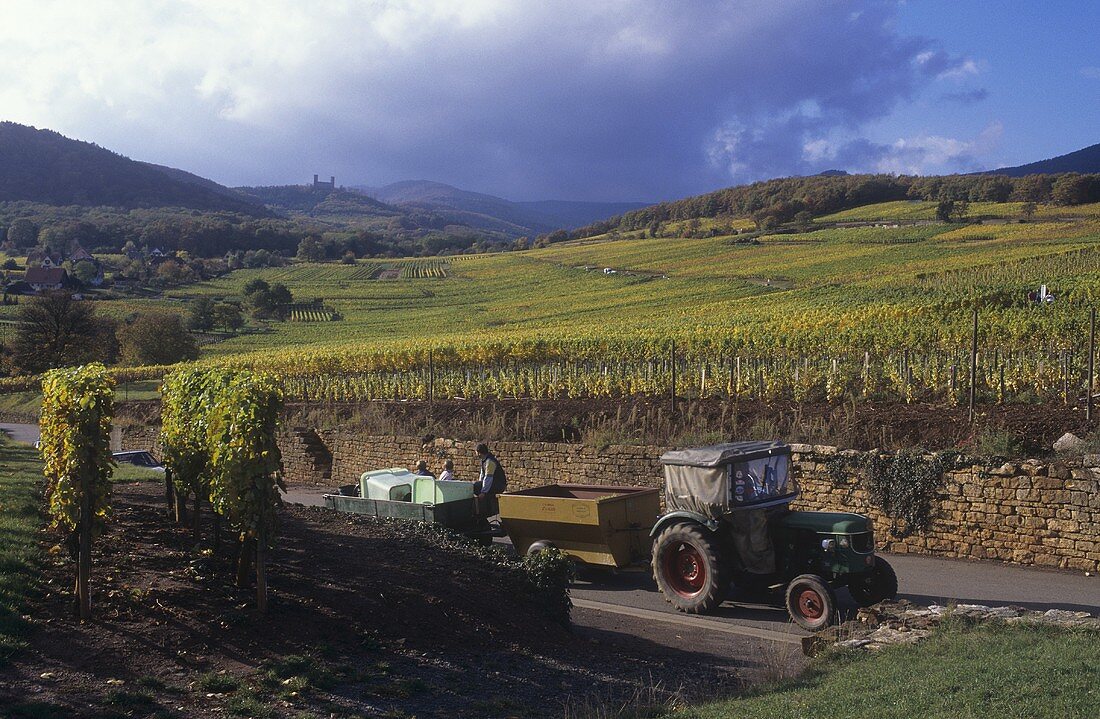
{"left": 675, "top": 622, "right": 1099, "bottom": 719}
{"left": 0, "top": 437, "right": 44, "bottom": 666}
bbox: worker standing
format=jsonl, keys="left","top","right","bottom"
{"left": 474, "top": 443, "right": 507, "bottom": 516}
{"left": 439, "top": 459, "right": 455, "bottom": 481}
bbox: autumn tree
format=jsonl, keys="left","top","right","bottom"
{"left": 117, "top": 313, "right": 200, "bottom": 366}
{"left": 9, "top": 293, "right": 116, "bottom": 374}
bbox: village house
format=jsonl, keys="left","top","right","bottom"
{"left": 23, "top": 266, "right": 69, "bottom": 293}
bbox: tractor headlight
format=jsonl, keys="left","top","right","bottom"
{"left": 838, "top": 536, "right": 851, "bottom": 548}
{"left": 821, "top": 539, "right": 836, "bottom": 551}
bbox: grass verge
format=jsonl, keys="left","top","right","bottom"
{"left": 0, "top": 436, "right": 43, "bottom": 666}
{"left": 674, "top": 620, "right": 1099, "bottom": 719}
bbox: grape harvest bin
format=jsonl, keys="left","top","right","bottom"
{"left": 498, "top": 484, "right": 660, "bottom": 567}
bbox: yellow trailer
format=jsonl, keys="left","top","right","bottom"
{"left": 498, "top": 484, "right": 660, "bottom": 567}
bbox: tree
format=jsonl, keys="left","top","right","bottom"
{"left": 70, "top": 260, "right": 99, "bottom": 285}
{"left": 793, "top": 210, "right": 814, "bottom": 229}
{"left": 1020, "top": 202, "right": 1037, "bottom": 221}
{"left": 213, "top": 303, "right": 244, "bottom": 333}
{"left": 187, "top": 296, "right": 216, "bottom": 331}
{"left": 341, "top": 250, "right": 356, "bottom": 264}
{"left": 117, "top": 313, "right": 200, "bottom": 366}
{"left": 296, "top": 236, "right": 326, "bottom": 262}
{"left": 39, "top": 363, "right": 114, "bottom": 620}
{"left": 1051, "top": 174, "right": 1097, "bottom": 206}
{"left": 10, "top": 293, "right": 114, "bottom": 374}
{"left": 242, "top": 278, "right": 270, "bottom": 296}
{"left": 6, "top": 218, "right": 37, "bottom": 248}
{"left": 935, "top": 198, "right": 969, "bottom": 222}
{"left": 2, "top": 258, "right": 18, "bottom": 270}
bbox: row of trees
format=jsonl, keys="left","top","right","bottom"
{"left": 39, "top": 363, "right": 284, "bottom": 619}
{"left": 1, "top": 202, "right": 513, "bottom": 261}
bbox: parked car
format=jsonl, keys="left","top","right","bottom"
{"left": 112, "top": 450, "right": 166, "bottom": 473}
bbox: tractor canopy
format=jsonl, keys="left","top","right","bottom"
{"left": 660, "top": 441, "right": 797, "bottom": 519}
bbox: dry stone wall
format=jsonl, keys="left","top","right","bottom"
{"left": 120, "top": 426, "right": 1099, "bottom": 573}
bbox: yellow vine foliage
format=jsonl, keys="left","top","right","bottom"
{"left": 39, "top": 363, "right": 115, "bottom": 535}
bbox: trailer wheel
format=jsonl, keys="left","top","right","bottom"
{"left": 848, "top": 556, "right": 898, "bottom": 607}
{"left": 526, "top": 540, "right": 555, "bottom": 556}
{"left": 652, "top": 523, "right": 728, "bottom": 614}
{"left": 785, "top": 574, "right": 836, "bottom": 631}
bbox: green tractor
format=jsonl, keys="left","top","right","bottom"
{"left": 651, "top": 441, "right": 897, "bottom": 631}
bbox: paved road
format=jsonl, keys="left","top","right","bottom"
{"left": 0, "top": 422, "right": 39, "bottom": 445}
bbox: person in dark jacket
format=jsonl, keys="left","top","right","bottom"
{"left": 414, "top": 460, "right": 435, "bottom": 478}
{"left": 473, "top": 443, "right": 506, "bottom": 516}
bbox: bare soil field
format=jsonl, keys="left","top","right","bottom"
{"left": 0, "top": 481, "right": 749, "bottom": 719}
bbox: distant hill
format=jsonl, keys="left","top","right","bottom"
{"left": 987, "top": 142, "right": 1100, "bottom": 176}
{"left": 237, "top": 183, "right": 510, "bottom": 239}
{"left": 0, "top": 121, "right": 266, "bottom": 214}
{"left": 357, "top": 180, "right": 648, "bottom": 235}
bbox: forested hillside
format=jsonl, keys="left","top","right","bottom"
{"left": 990, "top": 143, "right": 1100, "bottom": 177}
{"left": 0, "top": 122, "right": 265, "bottom": 214}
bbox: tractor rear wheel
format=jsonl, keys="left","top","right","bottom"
{"left": 848, "top": 556, "right": 898, "bottom": 607}
{"left": 652, "top": 523, "right": 728, "bottom": 614}
{"left": 785, "top": 574, "right": 836, "bottom": 631}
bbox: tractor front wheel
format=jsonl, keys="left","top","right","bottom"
{"left": 785, "top": 574, "right": 836, "bottom": 631}
{"left": 652, "top": 523, "right": 728, "bottom": 614}
{"left": 848, "top": 556, "right": 899, "bottom": 607}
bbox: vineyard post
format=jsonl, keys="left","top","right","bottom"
{"left": 428, "top": 349, "right": 434, "bottom": 405}
{"left": 1089, "top": 308, "right": 1096, "bottom": 423}
{"left": 1063, "top": 351, "right": 1070, "bottom": 405}
{"left": 78, "top": 469, "right": 91, "bottom": 620}
{"left": 670, "top": 340, "right": 677, "bottom": 413}
{"left": 968, "top": 309, "right": 978, "bottom": 422}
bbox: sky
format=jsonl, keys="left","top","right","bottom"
{"left": 0, "top": 1, "right": 1097, "bottom": 202}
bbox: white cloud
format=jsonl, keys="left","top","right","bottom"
{"left": 0, "top": 0, "right": 981, "bottom": 199}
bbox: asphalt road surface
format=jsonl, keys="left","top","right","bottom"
{"left": 0, "top": 422, "right": 39, "bottom": 445}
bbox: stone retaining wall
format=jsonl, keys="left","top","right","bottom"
{"left": 120, "top": 426, "right": 1100, "bottom": 573}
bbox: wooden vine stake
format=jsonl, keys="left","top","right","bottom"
{"left": 207, "top": 372, "right": 285, "bottom": 613}
{"left": 39, "top": 363, "right": 115, "bottom": 620}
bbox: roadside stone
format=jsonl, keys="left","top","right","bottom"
{"left": 1042, "top": 609, "right": 1092, "bottom": 620}
{"left": 1053, "top": 432, "right": 1085, "bottom": 452}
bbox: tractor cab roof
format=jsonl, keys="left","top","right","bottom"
{"left": 660, "top": 441, "right": 789, "bottom": 468}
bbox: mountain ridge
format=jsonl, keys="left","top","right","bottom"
{"left": 986, "top": 142, "right": 1100, "bottom": 176}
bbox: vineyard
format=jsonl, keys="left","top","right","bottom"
{"left": 4, "top": 201, "right": 1100, "bottom": 405}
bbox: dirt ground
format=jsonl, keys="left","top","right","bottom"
{"left": 0, "top": 481, "right": 762, "bottom": 719}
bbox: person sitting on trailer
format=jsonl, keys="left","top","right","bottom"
{"left": 438, "top": 459, "right": 456, "bottom": 482}
{"left": 414, "top": 460, "right": 435, "bottom": 478}
{"left": 473, "top": 443, "right": 507, "bottom": 516}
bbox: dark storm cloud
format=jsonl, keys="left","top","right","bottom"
{"left": 0, "top": 1, "right": 989, "bottom": 201}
